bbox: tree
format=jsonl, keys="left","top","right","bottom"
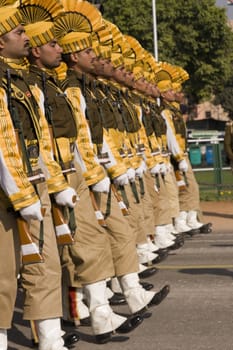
{"left": 102, "top": 0, "right": 233, "bottom": 104}
{"left": 214, "top": 78, "right": 233, "bottom": 119}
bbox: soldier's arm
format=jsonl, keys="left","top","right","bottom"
{"left": 161, "top": 109, "right": 185, "bottom": 162}
{"left": 0, "top": 88, "right": 39, "bottom": 210}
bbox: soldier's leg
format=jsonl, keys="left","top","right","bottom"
{"left": 0, "top": 201, "right": 20, "bottom": 350}
{"left": 21, "top": 182, "right": 67, "bottom": 350}
{"left": 122, "top": 182, "right": 158, "bottom": 265}
{"left": 145, "top": 172, "right": 175, "bottom": 249}
{"left": 62, "top": 168, "right": 132, "bottom": 341}
{"left": 95, "top": 190, "right": 170, "bottom": 316}
{"left": 135, "top": 176, "right": 161, "bottom": 263}
{"left": 177, "top": 158, "right": 211, "bottom": 233}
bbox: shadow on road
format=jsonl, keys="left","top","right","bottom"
{"left": 203, "top": 211, "right": 233, "bottom": 219}
{"left": 178, "top": 268, "right": 233, "bottom": 278}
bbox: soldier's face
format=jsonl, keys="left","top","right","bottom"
{"left": 124, "top": 71, "right": 134, "bottom": 87}
{"left": 162, "top": 89, "right": 176, "bottom": 102}
{"left": 93, "top": 56, "right": 105, "bottom": 76}
{"left": 151, "top": 84, "right": 160, "bottom": 98}
{"left": 111, "top": 65, "right": 126, "bottom": 83}
{"left": 35, "top": 40, "right": 63, "bottom": 69}
{"left": 102, "top": 59, "right": 114, "bottom": 77}
{"left": 76, "top": 48, "right": 96, "bottom": 73}
{"left": 0, "top": 25, "right": 30, "bottom": 59}
{"left": 134, "top": 77, "right": 148, "bottom": 93}
{"left": 175, "top": 91, "right": 185, "bottom": 103}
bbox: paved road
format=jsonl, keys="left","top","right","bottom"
{"left": 8, "top": 204, "right": 233, "bottom": 350}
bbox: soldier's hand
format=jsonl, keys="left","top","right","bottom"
{"left": 113, "top": 173, "right": 129, "bottom": 187}
{"left": 126, "top": 167, "right": 136, "bottom": 182}
{"left": 91, "top": 177, "right": 110, "bottom": 193}
{"left": 135, "top": 161, "right": 146, "bottom": 178}
{"left": 150, "top": 164, "right": 161, "bottom": 175}
{"left": 19, "top": 200, "right": 43, "bottom": 222}
{"left": 178, "top": 159, "right": 188, "bottom": 173}
{"left": 159, "top": 162, "right": 167, "bottom": 176}
{"left": 54, "top": 187, "right": 78, "bottom": 208}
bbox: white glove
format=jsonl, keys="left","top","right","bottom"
{"left": 166, "top": 163, "right": 173, "bottom": 173}
{"left": 91, "top": 177, "right": 110, "bottom": 193}
{"left": 54, "top": 187, "right": 78, "bottom": 208}
{"left": 159, "top": 162, "right": 167, "bottom": 176}
{"left": 19, "top": 200, "right": 43, "bottom": 222}
{"left": 135, "top": 161, "right": 147, "bottom": 178}
{"left": 150, "top": 164, "right": 161, "bottom": 175}
{"left": 113, "top": 173, "right": 129, "bottom": 187}
{"left": 178, "top": 159, "right": 188, "bottom": 173}
{"left": 126, "top": 167, "right": 136, "bottom": 182}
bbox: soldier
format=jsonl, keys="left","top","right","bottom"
{"left": 224, "top": 119, "right": 233, "bottom": 173}
{"left": 171, "top": 78, "right": 212, "bottom": 233}
{"left": 156, "top": 63, "right": 212, "bottom": 234}
{"left": 121, "top": 45, "right": 183, "bottom": 250}
{"left": 90, "top": 22, "right": 172, "bottom": 263}
{"left": 0, "top": 4, "right": 78, "bottom": 350}
{"left": 18, "top": 0, "right": 145, "bottom": 344}
{"left": 53, "top": 0, "right": 170, "bottom": 341}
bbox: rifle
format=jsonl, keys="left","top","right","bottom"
{"left": 50, "top": 195, "right": 75, "bottom": 245}
{"left": 111, "top": 183, "right": 129, "bottom": 216}
{"left": 17, "top": 211, "right": 45, "bottom": 265}
{"left": 89, "top": 189, "right": 108, "bottom": 227}
{"left": 6, "top": 69, "right": 44, "bottom": 265}
{"left": 41, "top": 72, "right": 74, "bottom": 246}
{"left": 175, "top": 170, "right": 188, "bottom": 192}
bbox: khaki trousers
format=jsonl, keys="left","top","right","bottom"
{"left": 0, "top": 203, "right": 20, "bottom": 328}
{"left": 178, "top": 157, "right": 201, "bottom": 212}
{"left": 145, "top": 172, "right": 172, "bottom": 226}
{"left": 165, "top": 169, "right": 180, "bottom": 219}
{"left": 61, "top": 162, "right": 114, "bottom": 287}
{"left": 121, "top": 181, "right": 147, "bottom": 245}
{"left": 22, "top": 182, "right": 62, "bottom": 320}
{"left": 94, "top": 189, "right": 139, "bottom": 277}
{"left": 0, "top": 181, "right": 62, "bottom": 328}
{"left": 136, "top": 174, "right": 155, "bottom": 239}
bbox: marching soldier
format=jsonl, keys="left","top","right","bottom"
{"left": 156, "top": 63, "right": 212, "bottom": 234}
{"left": 19, "top": 0, "right": 145, "bottom": 344}
{"left": 53, "top": 0, "right": 170, "bottom": 341}
{"left": 224, "top": 119, "right": 233, "bottom": 173}
{"left": 0, "top": 4, "right": 77, "bottom": 350}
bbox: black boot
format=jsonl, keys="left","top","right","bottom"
{"left": 109, "top": 292, "right": 127, "bottom": 306}
{"left": 138, "top": 267, "right": 158, "bottom": 279}
{"left": 95, "top": 314, "right": 143, "bottom": 344}
{"left": 63, "top": 331, "right": 80, "bottom": 347}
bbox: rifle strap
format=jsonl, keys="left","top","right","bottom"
{"left": 183, "top": 172, "right": 189, "bottom": 187}
{"left": 119, "top": 185, "right": 129, "bottom": 208}
{"left": 39, "top": 221, "right": 44, "bottom": 254}
{"left": 104, "top": 186, "right": 111, "bottom": 219}
{"left": 155, "top": 174, "right": 160, "bottom": 191}
{"left": 68, "top": 207, "right": 77, "bottom": 237}
{"left": 130, "top": 181, "right": 140, "bottom": 203}
{"left": 138, "top": 177, "right": 145, "bottom": 196}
